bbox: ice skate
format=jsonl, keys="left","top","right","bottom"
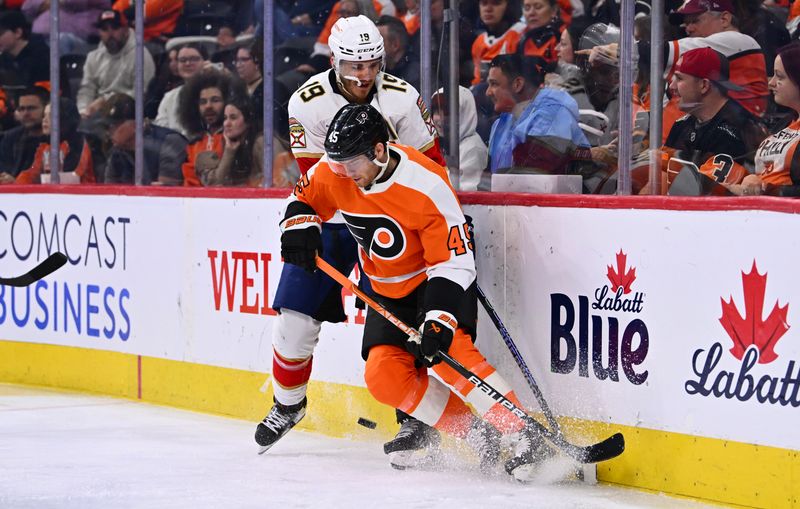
{"left": 504, "top": 424, "right": 556, "bottom": 482}
{"left": 465, "top": 418, "right": 502, "bottom": 474}
{"left": 384, "top": 416, "right": 442, "bottom": 470}
{"left": 255, "top": 397, "right": 307, "bottom": 454}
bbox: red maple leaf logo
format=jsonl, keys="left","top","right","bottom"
{"left": 607, "top": 250, "right": 636, "bottom": 294}
{"left": 719, "top": 261, "right": 790, "bottom": 364}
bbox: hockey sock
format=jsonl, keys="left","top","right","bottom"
{"left": 272, "top": 349, "right": 313, "bottom": 405}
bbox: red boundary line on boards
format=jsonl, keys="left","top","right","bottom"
{"left": 0, "top": 185, "right": 798, "bottom": 214}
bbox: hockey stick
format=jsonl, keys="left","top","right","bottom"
{"left": 476, "top": 285, "right": 561, "bottom": 434}
{"left": 0, "top": 252, "right": 68, "bottom": 287}
{"left": 315, "top": 256, "right": 624, "bottom": 464}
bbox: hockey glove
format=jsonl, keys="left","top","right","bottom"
{"left": 407, "top": 310, "right": 457, "bottom": 367}
{"left": 280, "top": 206, "right": 322, "bottom": 273}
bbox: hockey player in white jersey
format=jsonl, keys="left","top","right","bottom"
{"left": 256, "top": 14, "right": 446, "bottom": 467}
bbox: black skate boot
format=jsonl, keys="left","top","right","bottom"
{"left": 504, "top": 424, "right": 555, "bottom": 482}
{"left": 465, "top": 417, "right": 502, "bottom": 474}
{"left": 384, "top": 411, "right": 441, "bottom": 470}
{"left": 255, "top": 397, "right": 307, "bottom": 454}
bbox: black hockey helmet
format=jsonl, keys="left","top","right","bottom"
{"left": 324, "top": 104, "right": 390, "bottom": 161}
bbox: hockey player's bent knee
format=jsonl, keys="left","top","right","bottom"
{"left": 365, "top": 345, "right": 420, "bottom": 409}
{"left": 272, "top": 309, "right": 322, "bottom": 359}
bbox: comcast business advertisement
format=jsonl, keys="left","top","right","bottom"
{"left": 0, "top": 193, "right": 367, "bottom": 389}
{"left": 467, "top": 205, "right": 800, "bottom": 452}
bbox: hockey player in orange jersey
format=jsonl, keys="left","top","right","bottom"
{"left": 256, "top": 14, "right": 443, "bottom": 467}
{"left": 278, "top": 103, "right": 552, "bottom": 479}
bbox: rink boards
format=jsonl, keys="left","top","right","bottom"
{"left": 0, "top": 186, "right": 798, "bottom": 508}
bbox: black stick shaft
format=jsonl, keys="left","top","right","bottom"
{"left": 476, "top": 285, "right": 561, "bottom": 434}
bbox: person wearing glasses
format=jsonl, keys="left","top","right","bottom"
{"left": 155, "top": 43, "right": 211, "bottom": 137}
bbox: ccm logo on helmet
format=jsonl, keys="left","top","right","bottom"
{"left": 341, "top": 212, "right": 406, "bottom": 260}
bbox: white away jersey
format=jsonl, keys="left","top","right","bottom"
{"left": 287, "top": 69, "right": 439, "bottom": 172}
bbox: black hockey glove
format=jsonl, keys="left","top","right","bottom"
{"left": 407, "top": 311, "right": 457, "bottom": 367}
{"left": 280, "top": 203, "right": 322, "bottom": 273}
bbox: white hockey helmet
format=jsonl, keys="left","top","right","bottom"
{"left": 328, "top": 15, "right": 385, "bottom": 75}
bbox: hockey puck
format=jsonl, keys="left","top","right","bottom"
{"left": 357, "top": 417, "right": 377, "bottom": 429}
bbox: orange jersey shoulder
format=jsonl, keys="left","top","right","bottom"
{"left": 295, "top": 143, "right": 474, "bottom": 298}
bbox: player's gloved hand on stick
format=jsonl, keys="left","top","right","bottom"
{"left": 407, "top": 311, "right": 457, "bottom": 367}
{"left": 280, "top": 210, "right": 322, "bottom": 273}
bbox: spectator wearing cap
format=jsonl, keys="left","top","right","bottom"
{"left": 15, "top": 97, "right": 95, "bottom": 184}
{"left": 177, "top": 69, "right": 248, "bottom": 186}
{"left": 0, "top": 86, "right": 48, "bottom": 184}
{"left": 485, "top": 54, "right": 591, "bottom": 177}
{"left": 21, "top": 0, "right": 106, "bottom": 55}
{"left": 657, "top": 46, "right": 768, "bottom": 192}
{"left": 76, "top": 9, "right": 155, "bottom": 118}
{"left": 738, "top": 43, "right": 800, "bottom": 195}
{"left": 663, "top": 0, "right": 770, "bottom": 118}
{"left": 0, "top": 10, "right": 49, "bottom": 91}
{"left": 104, "top": 94, "right": 187, "bottom": 186}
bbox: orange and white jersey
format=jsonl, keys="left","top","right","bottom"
{"left": 754, "top": 119, "right": 800, "bottom": 186}
{"left": 471, "top": 22, "right": 526, "bottom": 85}
{"left": 290, "top": 143, "right": 476, "bottom": 299}
{"left": 665, "top": 31, "right": 769, "bottom": 118}
{"left": 788, "top": 1, "right": 800, "bottom": 37}
{"left": 288, "top": 69, "right": 440, "bottom": 174}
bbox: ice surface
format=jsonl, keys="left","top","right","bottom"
{"left": 0, "top": 385, "right": 712, "bottom": 509}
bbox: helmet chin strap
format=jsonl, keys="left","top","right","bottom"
{"left": 364, "top": 149, "right": 390, "bottom": 190}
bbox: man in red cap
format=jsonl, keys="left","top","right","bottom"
{"left": 669, "top": 0, "right": 737, "bottom": 38}
{"left": 663, "top": 0, "right": 769, "bottom": 118}
{"left": 659, "top": 47, "right": 768, "bottom": 191}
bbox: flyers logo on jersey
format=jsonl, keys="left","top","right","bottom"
{"left": 341, "top": 212, "right": 406, "bottom": 260}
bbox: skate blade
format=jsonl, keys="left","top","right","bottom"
{"left": 257, "top": 443, "right": 274, "bottom": 455}
{"left": 388, "top": 448, "right": 440, "bottom": 470}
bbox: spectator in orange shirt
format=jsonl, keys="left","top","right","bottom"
{"left": 178, "top": 69, "right": 247, "bottom": 186}
{"left": 113, "top": 0, "right": 184, "bottom": 42}
{"left": 471, "top": 0, "right": 524, "bottom": 85}
{"left": 738, "top": 43, "right": 800, "bottom": 195}
{"left": 518, "top": 0, "right": 561, "bottom": 67}
{"left": 197, "top": 96, "right": 271, "bottom": 187}
{"left": 13, "top": 98, "right": 95, "bottom": 184}
{"left": 0, "top": 86, "right": 48, "bottom": 182}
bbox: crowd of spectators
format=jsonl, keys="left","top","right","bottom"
{"left": 0, "top": 0, "right": 797, "bottom": 194}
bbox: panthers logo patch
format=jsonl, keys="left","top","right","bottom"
{"left": 289, "top": 117, "right": 306, "bottom": 148}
